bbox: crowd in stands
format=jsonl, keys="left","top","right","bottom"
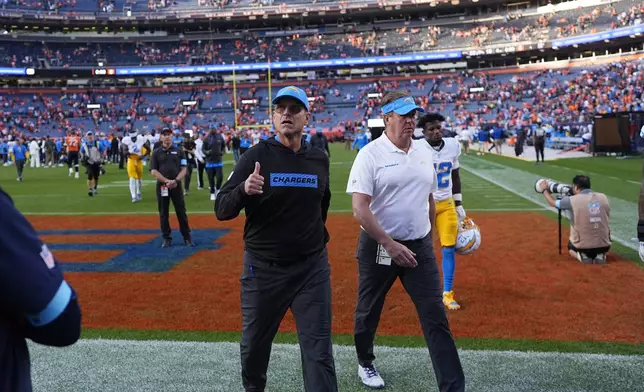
{"left": 2, "top": 1, "right": 641, "bottom": 68}
{"left": 1, "top": 58, "right": 642, "bottom": 148}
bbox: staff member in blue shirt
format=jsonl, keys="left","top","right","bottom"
{"left": 10, "top": 140, "right": 29, "bottom": 182}
{"left": 0, "top": 187, "right": 82, "bottom": 392}
{"left": 0, "top": 139, "right": 8, "bottom": 164}
{"left": 491, "top": 126, "right": 505, "bottom": 154}
{"left": 352, "top": 128, "right": 369, "bottom": 153}
{"left": 239, "top": 134, "right": 252, "bottom": 156}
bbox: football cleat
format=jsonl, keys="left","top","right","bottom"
{"left": 443, "top": 291, "right": 461, "bottom": 310}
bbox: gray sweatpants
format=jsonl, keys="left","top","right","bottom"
{"left": 240, "top": 248, "right": 338, "bottom": 392}
{"left": 354, "top": 230, "right": 465, "bottom": 392}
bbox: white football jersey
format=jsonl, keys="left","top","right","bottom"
{"left": 122, "top": 136, "right": 147, "bottom": 159}
{"left": 430, "top": 137, "right": 461, "bottom": 202}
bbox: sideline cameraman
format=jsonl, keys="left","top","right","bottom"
{"left": 538, "top": 175, "right": 611, "bottom": 264}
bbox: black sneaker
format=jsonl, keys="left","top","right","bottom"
{"left": 162, "top": 238, "right": 172, "bottom": 248}
{"left": 88, "top": 190, "right": 94, "bottom": 197}
{"left": 184, "top": 238, "right": 195, "bottom": 247}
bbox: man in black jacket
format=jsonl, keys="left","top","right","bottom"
{"left": 203, "top": 127, "right": 226, "bottom": 201}
{"left": 215, "top": 86, "right": 338, "bottom": 392}
{"left": 181, "top": 133, "right": 197, "bottom": 196}
{"left": 230, "top": 131, "right": 241, "bottom": 164}
{"left": 309, "top": 131, "right": 330, "bottom": 157}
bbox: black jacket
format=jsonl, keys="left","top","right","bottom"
{"left": 309, "top": 133, "right": 330, "bottom": 156}
{"left": 214, "top": 138, "right": 331, "bottom": 264}
{"left": 203, "top": 132, "right": 226, "bottom": 164}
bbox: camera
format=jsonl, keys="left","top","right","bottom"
{"left": 535, "top": 179, "right": 573, "bottom": 196}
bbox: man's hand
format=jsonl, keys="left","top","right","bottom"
{"left": 456, "top": 205, "right": 466, "bottom": 221}
{"left": 383, "top": 238, "right": 417, "bottom": 268}
{"left": 166, "top": 180, "right": 178, "bottom": 189}
{"left": 244, "top": 162, "right": 264, "bottom": 195}
{"left": 639, "top": 242, "right": 644, "bottom": 263}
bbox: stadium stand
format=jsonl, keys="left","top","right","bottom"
{"left": 1, "top": 1, "right": 641, "bottom": 68}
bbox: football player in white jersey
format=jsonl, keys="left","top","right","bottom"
{"left": 419, "top": 113, "right": 466, "bottom": 310}
{"left": 121, "top": 129, "right": 150, "bottom": 203}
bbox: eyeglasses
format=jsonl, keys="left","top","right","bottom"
{"left": 274, "top": 104, "right": 305, "bottom": 115}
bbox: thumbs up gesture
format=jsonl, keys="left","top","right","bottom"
{"left": 244, "top": 162, "right": 264, "bottom": 195}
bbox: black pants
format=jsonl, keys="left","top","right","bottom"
{"left": 241, "top": 249, "right": 337, "bottom": 392}
{"left": 196, "top": 160, "right": 205, "bottom": 189}
{"left": 184, "top": 163, "right": 194, "bottom": 192}
{"left": 67, "top": 151, "right": 79, "bottom": 171}
{"left": 119, "top": 151, "right": 125, "bottom": 169}
{"left": 15, "top": 159, "right": 25, "bottom": 178}
{"left": 568, "top": 241, "right": 610, "bottom": 259}
{"left": 206, "top": 166, "right": 223, "bottom": 195}
{"left": 355, "top": 231, "right": 465, "bottom": 392}
{"left": 156, "top": 182, "right": 191, "bottom": 241}
{"left": 535, "top": 140, "right": 545, "bottom": 162}
{"left": 87, "top": 163, "right": 100, "bottom": 181}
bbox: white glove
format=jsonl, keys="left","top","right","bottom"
{"left": 456, "top": 205, "right": 466, "bottom": 221}
{"left": 639, "top": 242, "right": 644, "bottom": 263}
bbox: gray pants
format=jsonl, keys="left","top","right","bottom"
{"left": 15, "top": 159, "right": 25, "bottom": 178}
{"left": 354, "top": 231, "right": 465, "bottom": 392}
{"left": 240, "top": 249, "right": 338, "bottom": 392}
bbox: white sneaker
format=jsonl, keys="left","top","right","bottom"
{"left": 74, "top": 172, "right": 79, "bottom": 179}
{"left": 136, "top": 194, "right": 142, "bottom": 201}
{"left": 358, "top": 365, "right": 385, "bottom": 388}
{"left": 210, "top": 193, "right": 216, "bottom": 201}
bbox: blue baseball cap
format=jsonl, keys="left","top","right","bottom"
{"left": 272, "top": 86, "right": 310, "bottom": 111}
{"left": 381, "top": 96, "right": 425, "bottom": 116}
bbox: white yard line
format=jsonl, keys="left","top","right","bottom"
{"left": 461, "top": 157, "right": 639, "bottom": 250}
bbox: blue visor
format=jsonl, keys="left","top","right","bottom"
{"left": 381, "top": 96, "right": 425, "bottom": 115}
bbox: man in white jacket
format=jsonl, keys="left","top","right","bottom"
{"left": 29, "top": 138, "right": 41, "bottom": 168}
{"left": 194, "top": 131, "right": 206, "bottom": 190}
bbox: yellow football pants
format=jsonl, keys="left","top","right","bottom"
{"left": 435, "top": 198, "right": 458, "bottom": 247}
{"left": 126, "top": 158, "right": 143, "bottom": 180}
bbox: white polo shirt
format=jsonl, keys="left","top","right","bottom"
{"left": 346, "top": 132, "right": 438, "bottom": 241}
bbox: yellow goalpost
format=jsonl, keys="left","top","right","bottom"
{"left": 231, "top": 58, "right": 273, "bottom": 131}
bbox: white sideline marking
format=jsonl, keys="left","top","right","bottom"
{"left": 461, "top": 158, "right": 638, "bottom": 251}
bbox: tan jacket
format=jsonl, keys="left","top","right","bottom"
{"left": 564, "top": 190, "right": 611, "bottom": 249}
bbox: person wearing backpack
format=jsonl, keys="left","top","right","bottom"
{"left": 81, "top": 131, "right": 105, "bottom": 197}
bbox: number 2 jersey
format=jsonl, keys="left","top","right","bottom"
{"left": 430, "top": 137, "right": 461, "bottom": 202}
{"left": 121, "top": 136, "right": 147, "bottom": 161}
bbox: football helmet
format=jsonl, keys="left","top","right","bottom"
{"left": 455, "top": 217, "right": 481, "bottom": 255}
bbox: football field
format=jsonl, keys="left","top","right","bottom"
{"left": 2, "top": 143, "right": 643, "bottom": 392}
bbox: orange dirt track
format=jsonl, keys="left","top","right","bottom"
{"left": 29, "top": 212, "right": 644, "bottom": 344}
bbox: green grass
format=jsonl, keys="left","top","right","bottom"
{"left": 82, "top": 328, "right": 644, "bottom": 356}
{"left": 0, "top": 144, "right": 541, "bottom": 213}
{"left": 477, "top": 153, "right": 642, "bottom": 203}
{"left": 3, "top": 141, "right": 643, "bottom": 358}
